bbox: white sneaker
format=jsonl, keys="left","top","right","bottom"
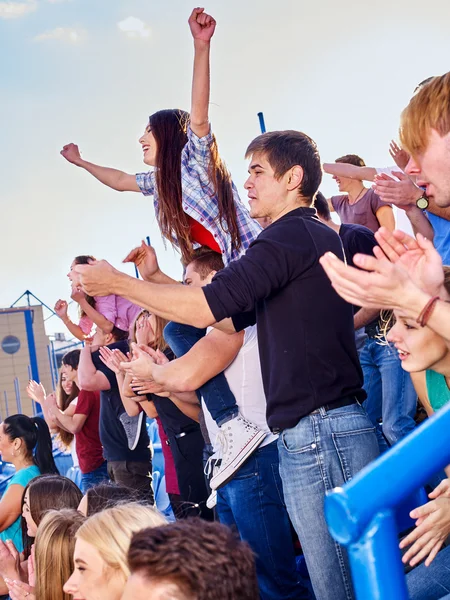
{"left": 206, "top": 489, "right": 217, "bottom": 509}
{"left": 210, "top": 415, "right": 266, "bottom": 490}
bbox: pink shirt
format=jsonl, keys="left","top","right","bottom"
{"left": 79, "top": 295, "right": 141, "bottom": 335}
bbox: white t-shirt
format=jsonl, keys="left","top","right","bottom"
{"left": 202, "top": 325, "right": 277, "bottom": 453}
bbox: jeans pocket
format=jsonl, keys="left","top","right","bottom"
{"left": 280, "top": 427, "right": 316, "bottom": 454}
{"left": 332, "top": 426, "right": 379, "bottom": 482}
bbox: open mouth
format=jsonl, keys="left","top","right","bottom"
{"left": 396, "top": 347, "right": 410, "bottom": 360}
{"left": 142, "top": 145, "right": 150, "bottom": 154}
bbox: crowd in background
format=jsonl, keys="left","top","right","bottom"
{"left": 0, "top": 6, "right": 449, "bottom": 600}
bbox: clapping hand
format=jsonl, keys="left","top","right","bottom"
{"left": 99, "top": 347, "right": 129, "bottom": 375}
{"left": 26, "top": 381, "right": 46, "bottom": 403}
{"left": 0, "top": 539, "right": 20, "bottom": 581}
{"left": 389, "top": 140, "right": 410, "bottom": 171}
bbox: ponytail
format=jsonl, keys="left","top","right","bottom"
{"left": 4, "top": 415, "right": 59, "bottom": 475}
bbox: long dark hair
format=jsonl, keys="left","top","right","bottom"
{"left": 73, "top": 255, "right": 97, "bottom": 317}
{"left": 4, "top": 415, "right": 59, "bottom": 476}
{"left": 21, "top": 474, "right": 82, "bottom": 557}
{"left": 56, "top": 369, "right": 79, "bottom": 449}
{"left": 85, "top": 483, "right": 139, "bottom": 516}
{"left": 149, "top": 109, "right": 242, "bottom": 263}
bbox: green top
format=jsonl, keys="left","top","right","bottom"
{"left": 426, "top": 369, "right": 450, "bottom": 412}
{"left": 0, "top": 465, "right": 40, "bottom": 552}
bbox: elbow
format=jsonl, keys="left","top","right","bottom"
{"left": 72, "top": 425, "right": 83, "bottom": 434}
{"left": 78, "top": 376, "right": 97, "bottom": 392}
{"left": 103, "top": 321, "right": 114, "bottom": 334}
{"left": 192, "top": 314, "right": 215, "bottom": 329}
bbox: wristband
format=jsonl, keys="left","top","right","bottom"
{"left": 416, "top": 296, "right": 439, "bottom": 327}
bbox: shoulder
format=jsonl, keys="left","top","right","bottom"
{"left": 331, "top": 195, "right": 347, "bottom": 209}
{"left": 11, "top": 466, "right": 40, "bottom": 487}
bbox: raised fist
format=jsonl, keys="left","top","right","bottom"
{"left": 54, "top": 299, "right": 69, "bottom": 319}
{"left": 188, "top": 7, "right": 216, "bottom": 42}
{"left": 61, "top": 143, "right": 82, "bottom": 165}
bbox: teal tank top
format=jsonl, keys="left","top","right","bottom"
{"left": 426, "top": 369, "right": 450, "bottom": 412}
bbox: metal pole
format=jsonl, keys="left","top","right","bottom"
{"left": 4, "top": 391, "right": 9, "bottom": 417}
{"left": 14, "top": 378, "right": 22, "bottom": 413}
{"left": 257, "top": 112, "right": 266, "bottom": 133}
{"left": 47, "top": 346, "right": 56, "bottom": 391}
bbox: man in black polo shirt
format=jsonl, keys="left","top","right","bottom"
{"left": 73, "top": 130, "right": 379, "bottom": 600}
{"left": 78, "top": 326, "right": 153, "bottom": 504}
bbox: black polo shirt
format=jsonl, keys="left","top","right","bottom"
{"left": 203, "top": 207, "right": 366, "bottom": 431}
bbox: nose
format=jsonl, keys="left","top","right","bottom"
{"left": 405, "top": 155, "right": 420, "bottom": 176}
{"left": 244, "top": 175, "right": 253, "bottom": 190}
{"left": 63, "top": 572, "right": 78, "bottom": 595}
{"left": 386, "top": 321, "right": 400, "bottom": 344}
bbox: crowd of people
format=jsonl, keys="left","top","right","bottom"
{"left": 0, "top": 6, "right": 449, "bottom": 600}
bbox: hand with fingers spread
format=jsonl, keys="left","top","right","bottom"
{"left": 189, "top": 7, "right": 216, "bottom": 43}
{"left": 60, "top": 143, "right": 83, "bottom": 166}
{"left": 135, "top": 315, "right": 154, "bottom": 346}
{"left": 373, "top": 172, "right": 422, "bottom": 207}
{"left": 54, "top": 299, "right": 69, "bottom": 320}
{"left": 5, "top": 578, "right": 35, "bottom": 600}
{"left": 399, "top": 497, "right": 450, "bottom": 567}
{"left": 26, "top": 381, "right": 46, "bottom": 404}
{"left": 120, "top": 343, "right": 156, "bottom": 380}
{"left": 99, "top": 346, "right": 129, "bottom": 374}
{"left": 0, "top": 539, "right": 21, "bottom": 581}
{"left": 319, "top": 248, "right": 419, "bottom": 311}
{"left": 123, "top": 241, "right": 160, "bottom": 282}
{"left": 374, "top": 228, "right": 444, "bottom": 296}
{"left": 389, "top": 140, "right": 410, "bottom": 171}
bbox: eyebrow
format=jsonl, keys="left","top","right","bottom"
{"left": 248, "top": 163, "right": 264, "bottom": 173}
{"left": 75, "top": 559, "right": 88, "bottom": 566}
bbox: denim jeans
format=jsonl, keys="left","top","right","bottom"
{"left": 217, "top": 441, "right": 312, "bottom": 600}
{"left": 163, "top": 322, "right": 238, "bottom": 425}
{"left": 360, "top": 338, "right": 417, "bottom": 451}
{"left": 278, "top": 403, "right": 380, "bottom": 600}
{"left": 80, "top": 461, "right": 108, "bottom": 493}
{"left": 407, "top": 545, "right": 450, "bottom": 599}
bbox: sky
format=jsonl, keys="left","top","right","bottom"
{"left": 1, "top": 0, "right": 450, "bottom": 335}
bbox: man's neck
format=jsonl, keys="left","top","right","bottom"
{"left": 325, "top": 219, "right": 340, "bottom": 234}
{"left": 270, "top": 201, "right": 310, "bottom": 223}
{"left": 347, "top": 181, "right": 366, "bottom": 203}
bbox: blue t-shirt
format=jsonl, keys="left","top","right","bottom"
{"left": 427, "top": 213, "right": 450, "bottom": 265}
{"left": 0, "top": 465, "right": 40, "bottom": 552}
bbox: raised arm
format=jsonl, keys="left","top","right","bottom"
{"left": 72, "top": 290, "right": 114, "bottom": 334}
{"left": 323, "top": 162, "right": 377, "bottom": 182}
{"left": 54, "top": 300, "right": 86, "bottom": 342}
{"left": 188, "top": 7, "right": 216, "bottom": 138}
{"left": 78, "top": 345, "right": 111, "bottom": 392}
{"left": 123, "top": 242, "right": 180, "bottom": 285}
{"left": 60, "top": 143, "right": 140, "bottom": 192}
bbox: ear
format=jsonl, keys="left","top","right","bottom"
{"left": 105, "top": 333, "right": 114, "bottom": 346}
{"left": 287, "top": 166, "right": 304, "bottom": 192}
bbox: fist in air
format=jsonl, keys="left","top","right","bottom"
{"left": 61, "top": 143, "right": 82, "bottom": 165}
{"left": 188, "top": 7, "right": 216, "bottom": 42}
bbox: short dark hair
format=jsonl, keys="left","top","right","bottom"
{"left": 245, "top": 130, "right": 322, "bottom": 203}
{"left": 313, "top": 191, "right": 331, "bottom": 221}
{"left": 185, "top": 247, "right": 225, "bottom": 279}
{"left": 62, "top": 349, "right": 80, "bottom": 370}
{"left": 335, "top": 154, "right": 366, "bottom": 167}
{"left": 128, "top": 519, "right": 259, "bottom": 600}
{"left": 111, "top": 326, "right": 129, "bottom": 342}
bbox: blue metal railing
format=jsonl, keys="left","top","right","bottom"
{"left": 326, "top": 402, "right": 450, "bottom": 600}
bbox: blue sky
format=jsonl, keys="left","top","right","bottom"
{"left": 1, "top": 0, "right": 450, "bottom": 334}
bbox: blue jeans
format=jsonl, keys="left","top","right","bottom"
{"left": 217, "top": 441, "right": 312, "bottom": 600}
{"left": 407, "top": 545, "right": 450, "bottom": 599}
{"left": 163, "top": 322, "right": 238, "bottom": 426}
{"left": 360, "top": 338, "right": 417, "bottom": 451}
{"left": 278, "top": 403, "right": 380, "bottom": 600}
{"left": 80, "top": 461, "right": 108, "bottom": 493}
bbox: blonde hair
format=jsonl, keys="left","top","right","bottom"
{"left": 35, "top": 508, "right": 85, "bottom": 600}
{"left": 130, "top": 310, "right": 168, "bottom": 352}
{"left": 76, "top": 503, "right": 167, "bottom": 581}
{"left": 400, "top": 72, "right": 450, "bottom": 155}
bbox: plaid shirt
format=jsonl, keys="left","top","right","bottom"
{"left": 136, "top": 125, "right": 262, "bottom": 266}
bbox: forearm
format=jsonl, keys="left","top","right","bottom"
{"left": 117, "top": 372, "right": 141, "bottom": 417}
{"left": 76, "top": 159, "right": 139, "bottom": 192}
{"left": 190, "top": 40, "right": 211, "bottom": 137}
{"left": 61, "top": 317, "right": 86, "bottom": 341}
{"left": 404, "top": 206, "right": 435, "bottom": 240}
{"left": 112, "top": 272, "right": 215, "bottom": 328}
{"left": 145, "top": 270, "right": 180, "bottom": 285}
{"left": 53, "top": 411, "right": 77, "bottom": 434}
{"left": 398, "top": 291, "right": 450, "bottom": 342}
{"left": 79, "top": 300, "right": 114, "bottom": 333}
{"left": 168, "top": 394, "right": 201, "bottom": 422}
{"left": 354, "top": 308, "right": 380, "bottom": 330}
{"left": 78, "top": 347, "right": 97, "bottom": 388}
{"left": 323, "top": 163, "right": 376, "bottom": 182}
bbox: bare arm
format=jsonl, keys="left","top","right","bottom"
{"left": 167, "top": 394, "right": 201, "bottom": 422}
{"left": 77, "top": 298, "right": 114, "bottom": 333}
{"left": 52, "top": 409, "right": 87, "bottom": 435}
{"left": 78, "top": 346, "right": 111, "bottom": 392}
{"left": 323, "top": 163, "right": 377, "bottom": 182}
{"left": 404, "top": 205, "right": 435, "bottom": 240}
{"left": 353, "top": 308, "right": 380, "bottom": 330}
{"left": 118, "top": 372, "right": 142, "bottom": 417}
{"left": 376, "top": 205, "right": 395, "bottom": 232}
{"left": 60, "top": 144, "right": 140, "bottom": 192}
{"left": 188, "top": 8, "right": 216, "bottom": 138}
{"left": 0, "top": 486, "right": 24, "bottom": 531}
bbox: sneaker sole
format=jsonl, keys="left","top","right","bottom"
{"left": 210, "top": 430, "right": 267, "bottom": 490}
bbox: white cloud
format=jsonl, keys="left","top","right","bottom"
{"left": 34, "top": 26, "right": 86, "bottom": 42}
{"left": 0, "top": 0, "right": 37, "bottom": 19}
{"left": 117, "top": 16, "right": 151, "bottom": 39}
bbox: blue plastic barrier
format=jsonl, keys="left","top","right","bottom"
{"left": 326, "top": 402, "right": 450, "bottom": 600}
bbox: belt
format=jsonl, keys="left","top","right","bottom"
{"left": 271, "top": 396, "right": 359, "bottom": 435}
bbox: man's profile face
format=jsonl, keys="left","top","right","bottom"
{"left": 244, "top": 152, "right": 288, "bottom": 220}
{"left": 405, "top": 129, "right": 450, "bottom": 208}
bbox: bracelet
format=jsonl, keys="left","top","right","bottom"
{"left": 416, "top": 296, "right": 440, "bottom": 327}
